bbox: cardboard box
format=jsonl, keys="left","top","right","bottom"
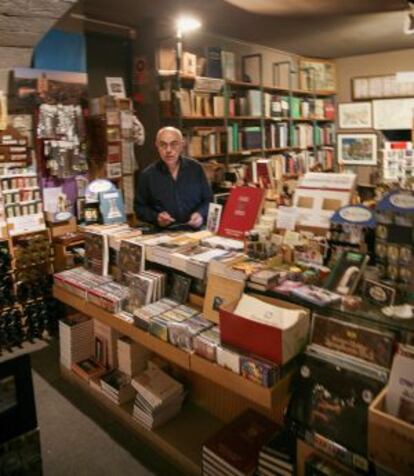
{"left": 368, "top": 387, "right": 414, "bottom": 476}
{"left": 219, "top": 294, "right": 309, "bottom": 365}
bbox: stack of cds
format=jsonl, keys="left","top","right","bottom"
{"left": 131, "top": 365, "right": 185, "bottom": 430}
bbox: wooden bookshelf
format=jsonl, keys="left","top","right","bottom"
{"left": 54, "top": 285, "right": 290, "bottom": 411}
{"left": 190, "top": 354, "right": 292, "bottom": 410}
{"left": 53, "top": 285, "right": 191, "bottom": 370}
{"left": 61, "top": 365, "right": 222, "bottom": 476}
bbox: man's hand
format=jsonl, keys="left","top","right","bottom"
{"left": 187, "top": 212, "right": 203, "bottom": 229}
{"left": 157, "top": 211, "right": 175, "bottom": 227}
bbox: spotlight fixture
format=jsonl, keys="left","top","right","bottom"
{"left": 176, "top": 16, "right": 202, "bottom": 37}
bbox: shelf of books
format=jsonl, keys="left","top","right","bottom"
{"left": 53, "top": 285, "right": 290, "bottom": 411}
{"left": 61, "top": 365, "right": 222, "bottom": 476}
{"left": 158, "top": 60, "right": 336, "bottom": 175}
{"left": 53, "top": 286, "right": 191, "bottom": 370}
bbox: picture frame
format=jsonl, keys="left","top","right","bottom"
{"left": 338, "top": 102, "right": 372, "bottom": 129}
{"left": 0, "top": 354, "right": 37, "bottom": 444}
{"left": 337, "top": 133, "right": 377, "bottom": 166}
{"left": 105, "top": 76, "right": 126, "bottom": 99}
{"left": 299, "top": 57, "right": 336, "bottom": 92}
{"left": 352, "top": 74, "right": 414, "bottom": 100}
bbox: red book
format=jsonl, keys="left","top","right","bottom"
{"left": 218, "top": 186, "right": 264, "bottom": 240}
{"left": 203, "top": 409, "right": 278, "bottom": 476}
{"left": 324, "top": 101, "right": 335, "bottom": 120}
{"left": 389, "top": 141, "right": 410, "bottom": 150}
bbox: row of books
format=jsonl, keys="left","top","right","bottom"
{"left": 55, "top": 268, "right": 129, "bottom": 313}
{"left": 173, "top": 87, "right": 335, "bottom": 120}
{"left": 290, "top": 123, "right": 334, "bottom": 149}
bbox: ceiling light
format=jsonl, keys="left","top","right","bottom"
{"left": 176, "top": 16, "right": 202, "bottom": 36}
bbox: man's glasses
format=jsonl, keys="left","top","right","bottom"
{"left": 157, "top": 140, "right": 182, "bottom": 150}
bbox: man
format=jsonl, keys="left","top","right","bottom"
{"left": 135, "top": 127, "right": 212, "bottom": 229}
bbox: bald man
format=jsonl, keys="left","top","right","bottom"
{"left": 135, "top": 127, "right": 212, "bottom": 229}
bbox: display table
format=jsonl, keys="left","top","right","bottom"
{"left": 53, "top": 285, "right": 293, "bottom": 475}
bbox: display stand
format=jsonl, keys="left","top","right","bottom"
{"left": 53, "top": 284, "right": 293, "bottom": 474}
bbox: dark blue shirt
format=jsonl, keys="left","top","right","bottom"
{"left": 135, "top": 157, "right": 213, "bottom": 227}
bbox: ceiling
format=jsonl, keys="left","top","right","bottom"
{"left": 78, "top": 0, "right": 414, "bottom": 58}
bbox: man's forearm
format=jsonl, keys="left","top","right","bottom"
{"left": 135, "top": 203, "right": 158, "bottom": 224}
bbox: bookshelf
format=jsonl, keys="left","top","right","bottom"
{"left": 61, "top": 366, "right": 222, "bottom": 476}
{"left": 158, "top": 53, "right": 336, "bottom": 179}
{"left": 55, "top": 284, "right": 293, "bottom": 474}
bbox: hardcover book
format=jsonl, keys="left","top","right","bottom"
{"left": 218, "top": 186, "right": 265, "bottom": 240}
{"left": 203, "top": 409, "right": 278, "bottom": 476}
{"left": 288, "top": 350, "right": 387, "bottom": 455}
{"left": 99, "top": 189, "right": 126, "bottom": 225}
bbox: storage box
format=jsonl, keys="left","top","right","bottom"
{"left": 219, "top": 294, "right": 309, "bottom": 365}
{"left": 368, "top": 387, "right": 414, "bottom": 476}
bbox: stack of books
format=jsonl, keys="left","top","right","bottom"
{"left": 100, "top": 369, "right": 136, "bottom": 405}
{"left": 258, "top": 428, "right": 296, "bottom": 476}
{"left": 146, "top": 234, "right": 198, "bottom": 267}
{"left": 131, "top": 365, "right": 185, "bottom": 430}
{"left": 59, "top": 313, "right": 94, "bottom": 369}
{"left": 117, "top": 336, "right": 152, "bottom": 376}
{"left": 202, "top": 409, "right": 278, "bottom": 476}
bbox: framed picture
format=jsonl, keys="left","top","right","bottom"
{"left": 0, "top": 354, "right": 37, "bottom": 444}
{"left": 299, "top": 57, "right": 336, "bottom": 92}
{"left": 337, "top": 133, "right": 377, "bottom": 165}
{"left": 352, "top": 74, "right": 414, "bottom": 100}
{"left": 338, "top": 102, "right": 372, "bottom": 129}
{"left": 105, "top": 76, "right": 126, "bottom": 99}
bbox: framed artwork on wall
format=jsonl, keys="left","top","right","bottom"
{"left": 338, "top": 102, "right": 372, "bottom": 129}
{"left": 352, "top": 74, "right": 414, "bottom": 100}
{"left": 299, "top": 57, "right": 336, "bottom": 92}
{"left": 337, "top": 133, "right": 377, "bottom": 166}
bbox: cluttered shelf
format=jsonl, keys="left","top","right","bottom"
{"left": 53, "top": 285, "right": 291, "bottom": 410}
{"left": 53, "top": 286, "right": 191, "bottom": 370}
{"left": 61, "top": 365, "right": 222, "bottom": 476}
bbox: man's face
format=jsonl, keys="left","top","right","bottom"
{"left": 156, "top": 130, "right": 183, "bottom": 167}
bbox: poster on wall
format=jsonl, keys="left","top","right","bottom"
{"left": 373, "top": 98, "right": 414, "bottom": 130}
{"left": 9, "top": 68, "right": 88, "bottom": 112}
{"left": 338, "top": 102, "right": 372, "bottom": 129}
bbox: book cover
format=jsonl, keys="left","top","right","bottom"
{"left": 311, "top": 314, "right": 395, "bottom": 369}
{"left": 206, "top": 46, "right": 222, "bottom": 78}
{"left": 169, "top": 273, "right": 191, "bottom": 304}
{"left": 218, "top": 186, "right": 264, "bottom": 240}
{"left": 203, "top": 409, "right": 278, "bottom": 476}
{"left": 288, "top": 351, "right": 386, "bottom": 455}
{"left": 99, "top": 190, "right": 126, "bottom": 225}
